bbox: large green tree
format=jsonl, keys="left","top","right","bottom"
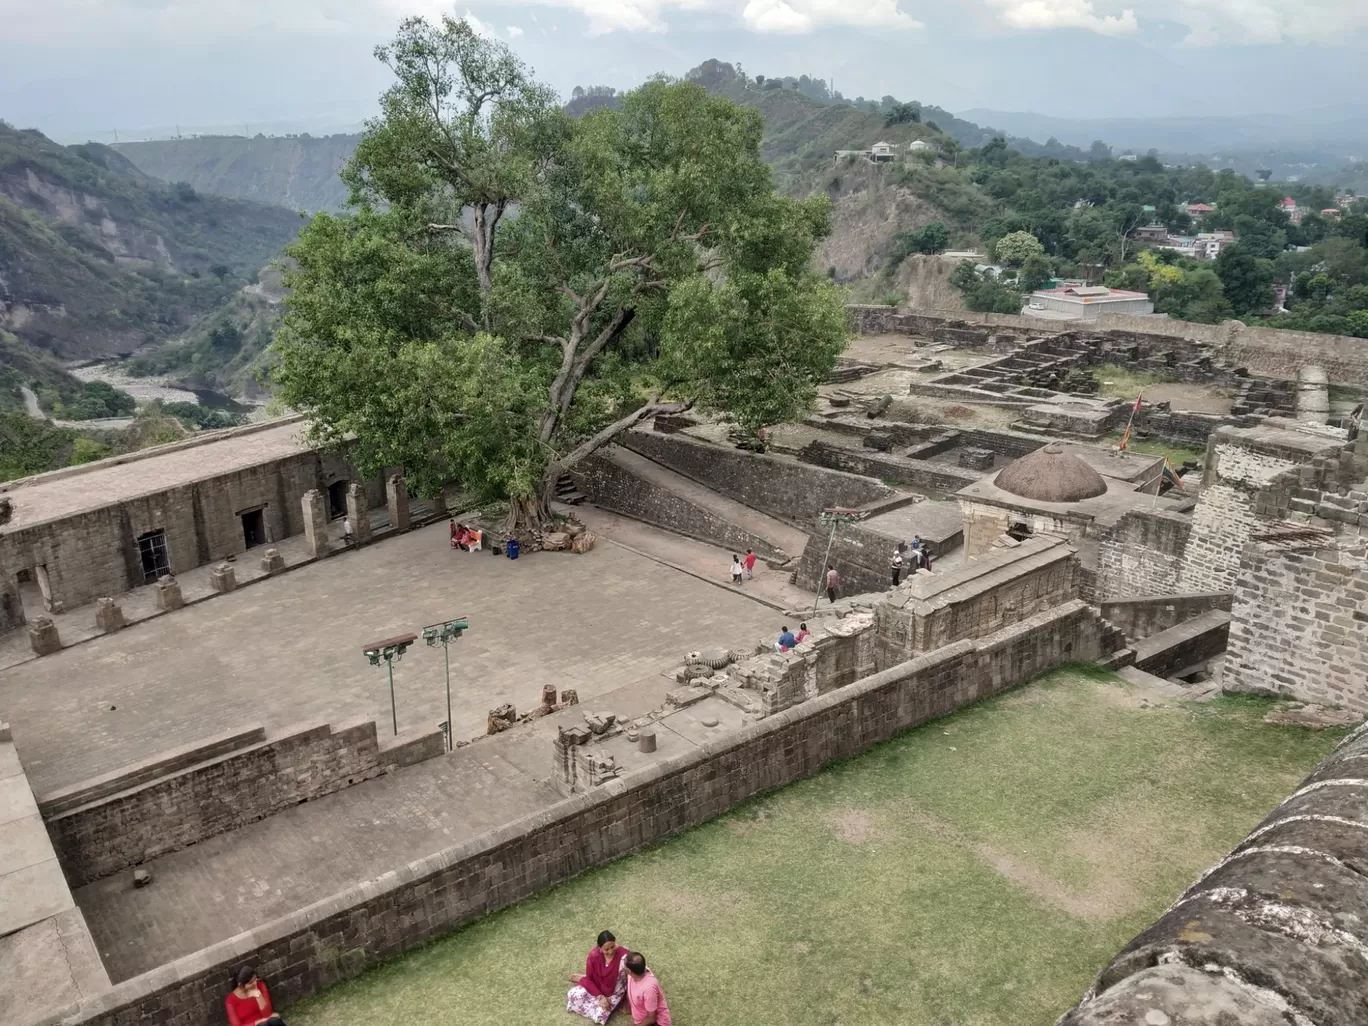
{"left": 273, "top": 16, "right": 847, "bottom": 532}
{"left": 1215, "top": 244, "right": 1275, "bottom": 317}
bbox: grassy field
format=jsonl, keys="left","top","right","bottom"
{"left": 288, "top": 668, "right": 1343, "bottom": 1026}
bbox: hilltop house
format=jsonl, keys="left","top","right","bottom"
{"left": 1186, "top": 202, "right": 1216, "bottom": 218}
{"left": 1024, "top": 285, "right": 1155, "bottom": 320}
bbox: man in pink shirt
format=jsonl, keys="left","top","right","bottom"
{"left": 625, "top": 952, "right": 671, "bottom": 1025}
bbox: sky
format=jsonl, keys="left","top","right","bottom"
{"left": 1, "top": 0, "right": 1365, "bottom": 143}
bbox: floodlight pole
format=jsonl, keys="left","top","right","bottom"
{"left": 386, "top": 660, "right": 398, "bottom": 735}
{"left": 422, "top": 617, "right": 469, "bottom": 751}
{"left": 362, "top": 633, "right": 418, "bottom": 737}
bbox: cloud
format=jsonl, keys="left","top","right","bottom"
{"left": 742, "top": 0, "right": 810, "bottom": 33}
{"left": 507, "top": 23, "right": 523, "bottom": 36}
{"left": 508, "top": 0, "right": 920, "bottom": 35}
{"left": 987, "top": 0, "right": 1137, "bottom": 35}
{"left": 981, "top": 0, "right": 1368, "bottom": 43}
{"left": 462, "top": 9, "right": 495, "bottom": 36}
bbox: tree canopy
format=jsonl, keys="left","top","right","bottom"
{"left": 272, "top": 16, "right": 848, "bottom": 531}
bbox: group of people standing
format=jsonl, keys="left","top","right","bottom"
{"left": 568, "top": 931, "right": 671, "bottom": 1025}
{"left": 889, "top": 537, "right": 932, "bottom": 587}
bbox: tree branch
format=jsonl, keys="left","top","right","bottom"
{"left": 550, "top": 397, "right": 695, "bottom": 478}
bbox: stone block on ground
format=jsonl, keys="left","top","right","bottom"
{"left": 571, "top": 530, "right": 597, "bottom": 554}
{"left": 132, "top": 868, "right": 152, "bottom": 888}
{"left": 487, "top": 704, "right": 517, "bottom": 735}
{"left": 28, "top": 617, "right": 61, "bottom": 656}
{"left": 153, "top": 575, "right": 183, "bottom": 612}
{"left": 260, "top": 549, "right": 286, "bottom": 575}
{"left": 210, "top": 563, "right": 237, "bottom": 594}
{"left": 541, "top": 531, "right": 571, "bottom": 552}
{"left": 94, "top": 597, "right": 125, "bottom": 633}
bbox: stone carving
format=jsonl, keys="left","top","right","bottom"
{"left": 638, "top": 728, "right": 657, "bottom": 753}
{"left": 487, "top": 704, "right": 518, "bottom": 734}
{"left": 27, "top": 616, "right": 60, "bottom": 656}
{"left": 689, "top": 647, "right": 735, "bottom": 670}
{"left": 260, "top": 549, "right": 286, "bottom": 575}
{"left": 539, "top": 684, "right": 558, "bottom": 714}
{"left": 154, "top": 575, "right": 183, "bottom": 612}
{"left": 94, "top": 598, "right": 125, "bottom": 633}
{"left": 560, "top": 689, "right": 580, "bottom": 706}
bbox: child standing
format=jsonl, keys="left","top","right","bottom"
{"left": 731, "top": 555, "right": 744, "bottom": 585}
{"left": 743, "top": 549, "right": 758, "bottom": 579}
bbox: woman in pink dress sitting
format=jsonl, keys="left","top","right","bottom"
{"left": 567, "top": 930, "right": 630, "bottom": 1023}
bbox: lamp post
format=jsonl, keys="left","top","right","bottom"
{"left": 362, "top": 633, "right": 417, "bottom": 736}
{"left": 422, "top": 617, "right": 469, "bottom": 750}
{"left": 812, "top": 508, "right": 865, "bottom": 617}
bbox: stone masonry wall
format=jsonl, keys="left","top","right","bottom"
{"left": 1095, "top": 508, "right": 1193, "bottom": 599}
{"left": 1223, "top": 540, "right": 1368, "bottom": 714}
{"left": 571, "top": 451, "right": 788, "bottom": 562}
{"left": 1099, "top": 592, "right": 1232, "bottom": 641}
{"left": 40, "top": 720, "right": 444, "bottom": 887}
{"left": 1178, "top": 433, "right": 1325, "bottom": 594}
{"left": 41, "top": 602, "right": 1108, "bottom": 1026}
{"left": 796, "top": 440, "right": 982, "bottom": 496}
{"left": 1060, "top": 723, "right": 1368, "bottom": 1026}
{"left": 622, "top": 430, "right": 895, "bottom": 523}
{"left": 0, "top": 449, "right": 355, "bottom": 614}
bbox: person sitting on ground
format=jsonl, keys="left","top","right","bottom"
{"left": 225, "top": 966, "right": 285, "bottom": 1026}
{"left": 794, "top": 622, "right": 811, "bottom": 644}
{"left": 776, "top": 625, "right": 798, "bottom": 652}
{"left": 567, "top": 930, "right": 630, "bottom": 1024}
{"left": 625, "top": 952, "right": 671, "bottom": 1026}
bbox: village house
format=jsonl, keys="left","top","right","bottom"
{"left": 1024, "top": 285, "right": 1155, "bottom": 320}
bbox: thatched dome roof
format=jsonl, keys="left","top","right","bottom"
{"left": 993, "top": 443, "right": 1108, "bottom": 504}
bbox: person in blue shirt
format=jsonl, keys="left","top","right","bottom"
{"left": 776, "top": 626, "right": 798, "bottom": 652}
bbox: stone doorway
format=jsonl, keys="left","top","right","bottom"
{"left": 327, "top": 480, "right": 349, "bottom": 519}
{"left": 240, "top": 508, "right": 267, "bottom": 549}
{"left": 137, "top": 530, "right": 172, "bottom": 582}
{"left": 13, "top": 566, "right": 52, "bottom": 616}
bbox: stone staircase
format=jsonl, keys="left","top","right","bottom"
{"left": 555, "top": 473, "right": 586, "bottom": 506}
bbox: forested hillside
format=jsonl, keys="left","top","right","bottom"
{"left": 114, "top": 134, "right": 357, "bottom": 212}
{"left": 0, "top": 121, "right": 301, "bottom": 360}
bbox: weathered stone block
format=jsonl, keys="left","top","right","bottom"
{"left": 154, "top": 576, "right": 184, "bottom": 612}
{"left": 94, "top": 597, "right": 125, "bottom": 633}
{"left": 28, "top": 616, "right": 60, "bottom": 656}
{"left": 346, "top": 483, "right": 373, "bottom": 545}
{"left": 302, "top": 488, "right": 332, "bottom": 559}
{"left": 260, "top": 549, "right": 286, "bottom": 575}
{"left": 210, "top": 564, "right": 237, "bottom": 593}
{"left": 386, "top": 472, "right": 411, "bottom": 532}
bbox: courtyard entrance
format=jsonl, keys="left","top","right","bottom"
{"left": 240, "top": 507, "right": 266, "bottom": 548}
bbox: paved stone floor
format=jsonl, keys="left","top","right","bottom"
{"left": 0, "top": 521, "right": 775, "bottom": 797}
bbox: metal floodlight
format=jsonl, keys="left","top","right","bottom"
{"left": 422, "top": 617, "right": 470, "bottom": 750}
{"left": 362, "top": 633, "right": 419, "bottom": 736}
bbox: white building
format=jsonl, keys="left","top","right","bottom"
{"left": 1025, "top": 285, "right": 1155, "bottom": 321}
{"left": 908, "top": 140, "right": 933, "bottom": 152}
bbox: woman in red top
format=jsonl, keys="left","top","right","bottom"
{"left": 225, "top": 966, "right": 285, "bottom": 1026}
{"left": 566, "top": 930, "right": 630, "bottom": 1023}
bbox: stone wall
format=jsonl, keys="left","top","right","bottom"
{"left": 0, "top": 447, "right": 357, "bottom": 615}
{"left": 622, "top": 430, "right": 896, "bottom": 523}
{"left": 873, "top": 538, "right": 1081, "bottom": 666}
{"left": 42, "top": 602, "right": 1111, "bottom": 1026}
{"left": 796, "top": 440, "right": 981, "bottom": 496}
{"left": 39, "top": 720, "right": 444, "bottom": 887}
{"left": 1099, "top": 592, "right": 1232, "bottom": 641}
{"left": 571, "top": 450, "right": 789, "bottom": 562}
{"left": 1224, "top": 539, "right": 1368, "bottom": 714}
{"left": 1060, "top": 722, "right": 1368, "bottom": 1026}
{"left": 1178, "top": 425, "right": 1343, "bottom": 594}
{"left": 1095, "top": 509, "right": 1193, "bottom": 599}
{"left": 1131, "top": 610, "right": 1231, "bottom": 677}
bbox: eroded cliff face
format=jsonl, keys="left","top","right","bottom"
{"left": 0, "top": 125, "right": 298, "bottom": 359}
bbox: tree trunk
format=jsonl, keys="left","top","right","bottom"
{"left": 505, "top": 492, "right": 554, "bottom": 539}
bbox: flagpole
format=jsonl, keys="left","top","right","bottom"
{"left": 1119, "top": 391, "right": 1142, "bottom": 452}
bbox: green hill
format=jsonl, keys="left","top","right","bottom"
{"left": 0, "top": 122, "right": 302, "bottom": 361}
{"left": 113, "top": 134, "right": 357, "bottom": 212}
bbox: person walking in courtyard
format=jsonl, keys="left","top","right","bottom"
{"left": 825, "top": 564, "right": 841, "bottom": 604}
{"left": 567, "top": 930, "right": 630, "bottom": 1024}
{"left": 625, "top": 952, "right": 671, "bottom": 1026}
{"left": 890, "top": 544, "right": 905, "bottom": 587}
{"left": 342, "top": 515, "right": 355, "bottom": 549}
{"left": 731, "top": 554, "right": 744, "bottom": 585}
{"left": 743, "top": 548, "right": 758, "bottom": 579}
{"left": 225, "top": 966, "right": 285, "bottom": 1026}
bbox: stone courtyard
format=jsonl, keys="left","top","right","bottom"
{"left": 0, "top": 521, "right": 775, "bottom": 796}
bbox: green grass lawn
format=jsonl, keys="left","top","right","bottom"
{"left": 288, "top": 668, "right": 1344, "bottom": 1026}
